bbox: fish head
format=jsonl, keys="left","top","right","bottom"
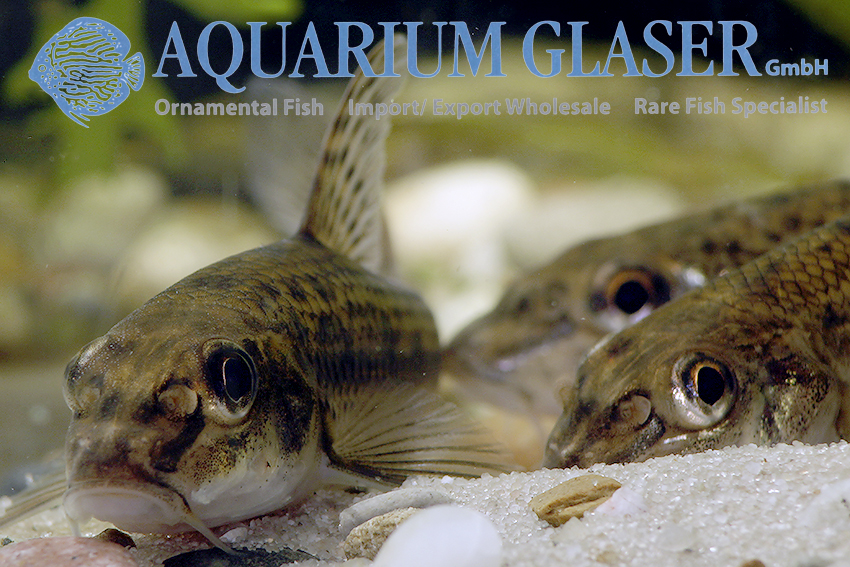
{"left": 445, "top": 236, "right": 700, "bottom": 416}
{"left": 544, "top": 288, "right": 843, "bottom": 469}
{"left": 543, "top": 294, "right": 744, "bottom": 468}
{"left": 62, "top": 293, "right": 321, "bottom": 532}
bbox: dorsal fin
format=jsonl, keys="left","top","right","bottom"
{"left": 298, "top": 36, "right": 405, "bottom": 275}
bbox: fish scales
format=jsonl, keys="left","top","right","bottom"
{"left": 446, "top": 180, "right": 850, "bottom": 419}
{"left": 545, "top": 214, "right": 850, "bottom": 468}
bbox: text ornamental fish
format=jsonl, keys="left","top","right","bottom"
{"left": 445, "top": 181, "right": 850, "bottom": 418}
{"left": 29, "top": 17, "right": 144, "bottom": 127}
{"left": 545, "top": 213, "right": 850, "bottom": 468}
{"left": 57, "top": 37, "right": 509, "bottom": 547}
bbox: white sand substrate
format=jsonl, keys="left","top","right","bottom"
{"left": 143, "top": 441, "right": 850, "bottom": 566}
{"left": 5, "top": 441, "right": 850, "bottom": 566}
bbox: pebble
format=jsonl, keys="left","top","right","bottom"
{"left": 593, "top": 486, "right": 648, "bottom": 517}
{"left": 342, "top": 507, "right": 419, "bottom": 560}
{"left": 530, "top": 474, "right": 622, "bottom": 527}
{"left": 385, "top": 160, "right": 535, "bottom": 338}
{"left": 220, "top": 526, "right": 249, "bottom": 544}
{"left": 339, "top": 488, "right": 454, "bottom": 536}
{"left": 0, "top": 536, "right": 139, "bottom": 567}
{"left": 504, "top": 179, "right": 686, "bottom": 269}
{"left": 371, "top": 505, "right": 502, "bottom": 567}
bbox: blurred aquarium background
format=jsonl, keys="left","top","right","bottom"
{"left": 0, "top": 0, "right": 849, "bottom": 482}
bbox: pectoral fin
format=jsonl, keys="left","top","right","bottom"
{"left": 321, "top": 383, "right": 521, "bottom": 486}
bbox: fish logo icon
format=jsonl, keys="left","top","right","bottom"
{"left": 29, "top": 17, "right": 144, "bottom": 127}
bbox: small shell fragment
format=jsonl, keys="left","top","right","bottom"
{"left": 343, "top": 507, "right": 419, "bottom": 560}
{"left": 339, "top": 488, "right": 454, "bottom": 536}
{"left": 530, "top": 474, "right": 622, "bottom": 527}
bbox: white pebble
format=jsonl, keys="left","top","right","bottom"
{"left": 552, "top": 517, "right": 590, "bottom": 543}
{"left": 372, "top": 505, "right": 502, "bottom": 567}
{"left": 593, "top": 487, "right": 648, "bottom": 517}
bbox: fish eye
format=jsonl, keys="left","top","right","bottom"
{"left": 671, "top": 353, "right": 737, "bottom": 428}
{"left": 604, "top": 268, "right": 670, "bottom": 317}
{"left": 203, "top": 340, "right": 258, "bottom": 419}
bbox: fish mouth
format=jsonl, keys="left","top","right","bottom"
{"left": 64, "top": 480, "right": 235, "bottom": 553}
{"left": 64, "top": 480, "right": 192, "bottom": 533}
{"left": 544, "top": 413, "right": 667, "bottom": 468}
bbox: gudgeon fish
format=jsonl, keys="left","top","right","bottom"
{"left": 445, "top": 180, "right": 850, "bottom": 418}
{"left": 545, "top": 213, "right": 850, "bottom": 468}
{"left": 4, "top": 37, "right": 510, "bottom": 548}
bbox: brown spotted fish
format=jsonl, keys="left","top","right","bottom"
{"left": 31, "top": 37, "right": 510, "bottom": 546}
{"left": 445, "top": 181, "right": 850, "bottom": 418}
{"left": 544, "top": 214, "right": 850, "bottom": 468}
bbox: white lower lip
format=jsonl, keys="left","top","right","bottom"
{"left": 64, "top": 485, "right": 187, "bottom": 533}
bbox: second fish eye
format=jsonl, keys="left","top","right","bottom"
{"left": 671, "top": 353, "right": 737, "bottom": 428}
{"left": 604, "top": 268, "right": 670, "bottom": 316}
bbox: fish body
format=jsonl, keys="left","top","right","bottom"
{"left": 63, "top": 237, "right": 438, "bottom": 532}
{"left": 29, "top": 17, "right": 144, "bottom": 127}
{"left": 545, "top": 215, "right": 850, "bottom": 468}
{"left": 55, "top": 37, "right": 508, "bottom": 541}
{"left": 446, "top": 181, "right": 850, "bottom": 417}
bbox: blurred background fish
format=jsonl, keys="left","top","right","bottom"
{"left": 443, "top": 180, "right": 850, "bottom": 459}
{"left": 544, "top": 215, "right": 850, "bottom": 468}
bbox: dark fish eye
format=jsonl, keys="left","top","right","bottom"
{"left": 221, "top": 355, "right": 254, "bottom": 402}
{"left": 694, "top": 364, "right": 726, "bottom": 406}
{"left": 671, "top": 353, "right": 737, "bottom": 428}
{"left": 604, "top": 268, "right": 670, "bottom": 317}
{"left": 613, "top": 280, "right": 649, "bottom": 314}
{"left": 204, "top": 341, "right": 258, "bottom": 418}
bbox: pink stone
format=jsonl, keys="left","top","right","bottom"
{"left": 0, "top": 536, "right": 138, "bottom": 567}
